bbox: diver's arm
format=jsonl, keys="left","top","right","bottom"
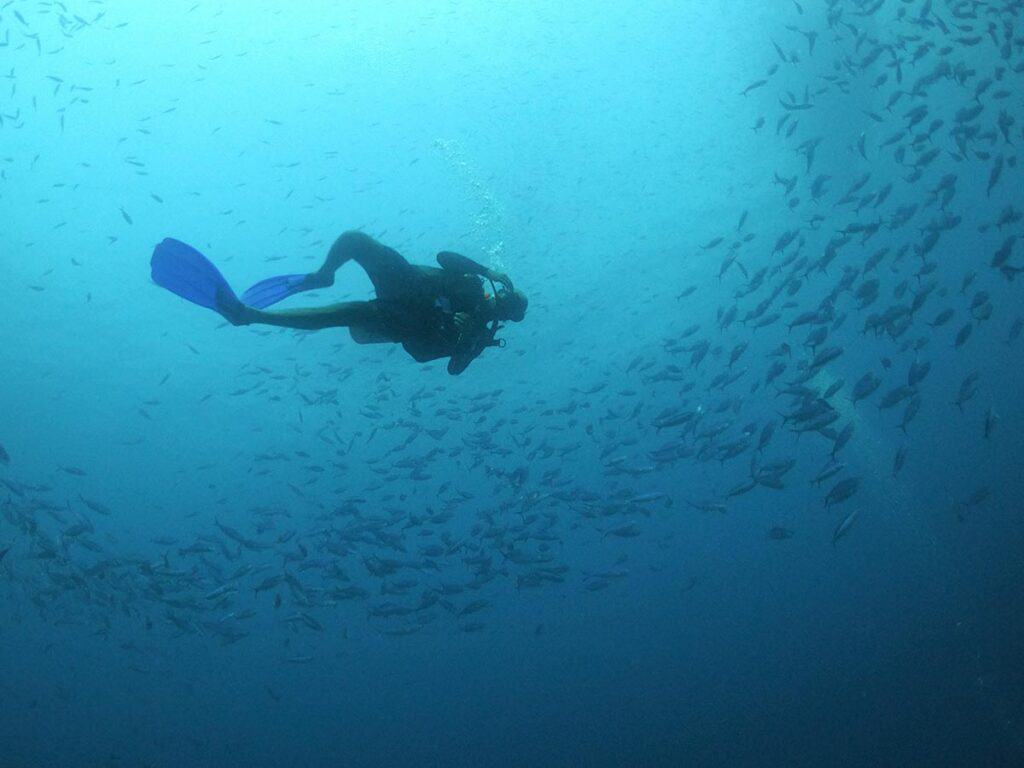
{"left": 436, "top": 252, "right": 512, "bottom": 289}
{"left": 230, "top": 301, "right": 379, "bottom": 331}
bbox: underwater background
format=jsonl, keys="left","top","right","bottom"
{"left": 2, "top": 1, "right": 1024, "bottom": 766}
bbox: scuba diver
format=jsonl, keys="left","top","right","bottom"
{"left": 151, "top": 231, "right": 528, "bottom": 375}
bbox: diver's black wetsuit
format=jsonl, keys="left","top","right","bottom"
{"left": 243, "top": 231, "right": 504, "bottom": 375}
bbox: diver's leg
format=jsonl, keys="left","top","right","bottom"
{"left": 231, "top": 300, "right": 381, "bottom": 331}
{"left": 240, "top": 232, "right": 412, "bottom": 310}
{"left": 309, "top": 231, "right": 415, "bottom": 299}
{"left": 238, "top": 231, "right": 403, "bottom": 309}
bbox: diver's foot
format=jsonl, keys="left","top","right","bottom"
{"left": 222, "top": 306, "right": 253, "bottom": 327}
{"left": 216, "top": 289, "right": 254, "bottom": 326}
{"left": 302, "top": 269, "right": 335, "bottom": 290}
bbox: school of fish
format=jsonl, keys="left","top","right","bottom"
{"left": 0, "top": 0, "right": 1021, "bottom": 669}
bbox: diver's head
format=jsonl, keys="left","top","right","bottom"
{"left": 494, "top": 288, "right": 528, "bottom": 322}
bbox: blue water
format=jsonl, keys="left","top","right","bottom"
{"left": 2, "top": 1, "right": 1023, "bottom": 766}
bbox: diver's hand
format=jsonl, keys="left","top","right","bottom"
{"left": 453, "top": 312, "right": 471, "bottom": 331}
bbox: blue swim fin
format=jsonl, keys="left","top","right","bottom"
{"left": 150, "top": 238, "right": 241, "bottom": 321}
{"left": 240, "top": 273, "right": 312, "bottom": 309}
